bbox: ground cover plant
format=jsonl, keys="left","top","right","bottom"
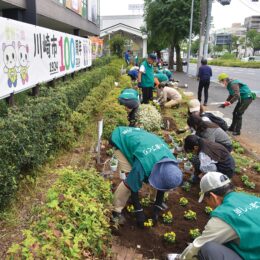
{"left": 7, "top": 168, "right": 112, "bottom": 259}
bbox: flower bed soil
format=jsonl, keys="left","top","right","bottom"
{"left": 95, "top": 140, "right": 260, "bottom": 259}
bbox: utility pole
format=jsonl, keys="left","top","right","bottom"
{"left": 203, "top": 0, "right": 213, "bottom": 58}
{"left": 186, "top": 0, "right": 195, "bottom": 74}
{"left": 196, "top": 0, "right": 207, "bottom": 76}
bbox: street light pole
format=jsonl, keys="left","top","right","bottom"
{"left": 187, "top": 0, "right": 195, "bottom": 74}
{"left": 203, "top": 0, "right": 213, "bottom": 58}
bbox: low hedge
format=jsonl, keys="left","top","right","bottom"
{"left": 98, "top": 76, "right": 131, "bottom": 140}
{"left": 190, "top": 58, "right": 260, "bottom": 68}
{"left": 0, "top": 58, "right": 124, "bottom": 209}
{"left": 7, "top": 168, "right": 112, "bottom": 259}
{"left": 208, "top": 59, "right": 260, "bottom": 68}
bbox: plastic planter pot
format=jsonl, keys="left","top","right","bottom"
{"left": 177, "top": 156, "right": 184, "bottom": 163}
{"left": 110, "top": 158, "right": 118, "bottom": 172}
{"left": 120, "top": 171, "right": 126, "bottom": 180}
{"left": 176, "top": 146, "right": 183, "bottom": 152}
{"left": 110, "top": 164, "right": 118, "bottom": 172}
{"left": 184, "top": 162, "right": 192, "bottom": 172}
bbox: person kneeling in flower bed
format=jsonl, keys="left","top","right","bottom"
{"left": 184, "top": 135, "right": 235, "bottom": 183}
{"left": 118, "top": 88, "right": 140, "bottom": 127}
{"left": 157, "top": 84, "right": 182, "bottom": 108}
{"left": 111, "top": 126, "right": 183, "bottom": 228}
{"left": 168, "top": 172, "right": 260, "bottom": 260}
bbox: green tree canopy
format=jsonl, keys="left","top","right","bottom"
{"left": 246, "top": 29, "right": 260, "bottom": 55}
{"left": 144, "top": 0, "right": 200, "bottom": 71}
{"left": 109, "top": 34, "right": 126, "bottom": 58}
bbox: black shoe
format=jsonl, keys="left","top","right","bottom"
{"left": 112, "top": 211, "right": 126, "bottom": 225}
{"left": 232, "top": 132, "right": 240, "bottom": 136}
{"left": 203, "top": 103, "right": 207, "bottom": 106}
{"left": 228, "top": 127, "right": 234, "bottom": 132}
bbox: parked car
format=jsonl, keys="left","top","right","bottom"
{"left": 241, "top": 56, "right": 260, "bottom": 62}
{"left": 174, "top": 59, "right": 187, "bottom": 66}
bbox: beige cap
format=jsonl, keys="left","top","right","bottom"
{"left": 188, "top": 99, "right": 201, "bottom": 113}
{"left": 198, "top": 172, "right": 231, "bottom": 203}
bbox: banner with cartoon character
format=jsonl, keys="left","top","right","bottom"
{"left": 0, "top": 16, "right": 92, "bottom": 99}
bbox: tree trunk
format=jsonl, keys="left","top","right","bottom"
{"left": 176, "top": 43, "right": 183, "bottom": 72}
{"left": 168, "top": 44, "right": 174, "bottom": 70}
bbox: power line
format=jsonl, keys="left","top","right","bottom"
{"left": 238, "top": 0, "right": 260, "bottom": 14}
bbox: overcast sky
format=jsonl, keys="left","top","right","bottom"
{"left": 100, "top": 0, "right": 260, "bottom": 30}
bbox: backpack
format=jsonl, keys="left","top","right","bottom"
{"left": 203, "top": 112, "right": 228, "bottom": 131}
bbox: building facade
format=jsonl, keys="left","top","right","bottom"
{"left": 100, "top": 15, "right": 147, "bottom": 58}
{"left": 244, "top": 15, "right": 260, "bottom": 32}
{"left": 0, "top": 0, "right": 100, "bottom": 36}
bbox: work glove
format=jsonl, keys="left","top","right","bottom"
{"left": 137, "top": 82, "right": 142, "bottom": 88}
{"left": 152, "top": 204, "right": 164, "bottom": 223}
{"left": 134, "top": 209, "right": 146, "bottom": 228}
{"left": 219, "top": 101, "right": 231, "bottom": 108}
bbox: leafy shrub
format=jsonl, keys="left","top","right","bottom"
{"left": 127, "top": 204, "right": 134, "bottom": 213}
{"left": 235, "top": 147, "right": 245, "bottom": 154}
{"left": 189, "top": 228, "right": 201, "bottom": 239}
{"left": 136, "top": 104, "right": 162, "bottom": 132}
{"left": 0, "top": 58, "right": 123, "bottom": 208}
{"left": 208, "top": 59, "right": 260, "bottom": 68}
{"left": 205, "top": 206, "right": 213, "bottom": 214}
{"left": 241, "top": 174, "right": 255, "bottom": 190}
{"left": 140, "top": 196, "right": 152, "bottom": 207}
{"left": 144, "top": 219, "right": 153, "bottom": 227}
{"left": 241, "top": 174, "right": 249, "bottom": 182}
{"left": 253, "top": 163, "right": 260, "bottom": 173}
{"left": 179, "top": 197, "right": 189, "bottom": 206}
{"left": 99, "top": 87, "right": 128, "bottom": 140}
{"left": 163, "top": 232, "right": 176, "bottom": 243}
{"left": 162, "top": 211, "right": 173, "bottom": 224}
{"left": 182, "top": 181, "right": 191, "bottom": 192}
{"left": 184, "top": 210, "right": 197, "bottom": 220}
{"left": 7, "top": 168, "right": 112, "bottom": 259}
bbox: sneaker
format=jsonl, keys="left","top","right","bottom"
{"left": 112, "top": 211, "right": 126, "bottom": 225}
{"left": 203, "top": 103, "right": 207, "bottom": 106}
{"left": 232, "top": 132, "right": 240, "bottom": 136}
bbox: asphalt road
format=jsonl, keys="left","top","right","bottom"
{"left": 174, "top": 71, "right": 260, "bottom": 156}
{"left": 187, "top": 63, "right": 260, "bottom": 96}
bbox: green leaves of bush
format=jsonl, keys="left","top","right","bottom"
{"left": 8, "top": 168, "right": 112, "bottom": 259}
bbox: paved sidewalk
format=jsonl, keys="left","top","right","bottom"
{"left": 174, "top": 71, "right": 260, "bottom": 157}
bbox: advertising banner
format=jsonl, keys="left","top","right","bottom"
{"left": 0, "top": 17, "right": 92, "bottom": 99}
{"left": 90, "top": 37, "right": 103, "bottom": 59}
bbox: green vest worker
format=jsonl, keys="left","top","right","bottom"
{"left": 171, "top": 172, "right": 260, "bottom": 260}
{"left": 154, "top": 72, "right": 168, "bottom": 83}
{"left": 138, "top": 53, "right": 156, "bottom": 104}
{"left": 118, "top": 88, "right": 140, "bottom": 127}
{"left": 218, "top": 73, "right": 255, "bottom": 136}
{"left": 111, "top": 126, "right": 183, "bottom": 227}
{"left": 154, "top": 72, "right": 168, "bottom": 89}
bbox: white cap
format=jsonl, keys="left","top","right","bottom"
{"left": 188, "top": 99, "right": 200, "bottom": 113}
{"left": 198, "top": 172, "right": 231, "bottom": 203}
